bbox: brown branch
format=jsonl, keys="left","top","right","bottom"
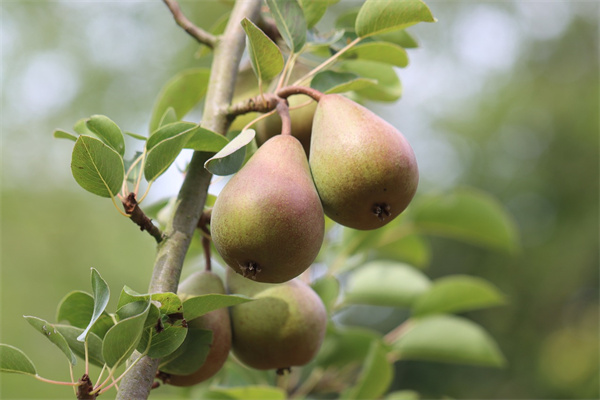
{"left": 163, "top": 0, "right": 217, "bottom": 48}
{"left": 122, "top": 193, "right": 164, "bottom": 243}
{"left": 76, "top": 374, "right": 96, "bottom": 400}
{"left": 226, "top": 92, "right": 281, "bottom": 120}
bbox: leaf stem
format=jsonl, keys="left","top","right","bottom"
{"left": 292, "top": 37, "right": 362, "bottom": 86}
{"left": 34, "top": 375, "right": 80, "bottom": 386}
{"left": 276, "top": 100, "right": 292, "bottom": 136}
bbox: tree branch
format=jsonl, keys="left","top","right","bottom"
{"left": 122, "top": 193, "right": 164, "bottom": 243}
{"left": 115, "top": 1, "right": 262, "bottom": 399}
{"left": 163, "top": 0, "right": 218, "bottom": 48}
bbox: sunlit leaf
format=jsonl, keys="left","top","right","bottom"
{"left": 24, "top": 316, "right": 77, "bottom": 365}
{"left": 298, "top": 0, "right": 329, "bottom": 29}
{"left": 345, "top": 260, "right": 431, "bottom": 307}
{"left": 0, "top": 344, "right": 37, "bottom": 375}
{"left": 183, "top": 294, "right": 253, "bottom": 322}
{"left": 204, "top": 129, "right": 256, "bottom": 176}
{"left": 158, "top": 107, "right": 178, "bottom": 128}
{"left": 185, "top": 127, "right": 229, "bottom": 153}
{"left": 86, "top": 115, "right": 125, "bottom": 156}
{"left": 53, "top": 129, "right": 77, "bottom": 141}
{"left": 375, "top": 232, "right": 432, "bottom": 268}
{"left": 149, "top": 68, "right": 210, "bottom": 133}
{"left": 338, "top": 59, "right": 402, "bottom": 102}
{"left": 77, "top": 268, "right": 110, "bottom": 342}
{"left": 393, "top": 315, "right": 506, "bottom": 367}
{"left": 311, "top": 71, "right": 377, "bottom": 94}
{"left": 342, "top": 42, "right": 409, "bottom": 67}
{"left": 355, "top": 0, "right": 435, "bottom": 38}
{"left": 71, "top": 136, "right": 124, "bottom": 198}
{"left": 343, "top": 341, "right": 393, "bottom": 400}
{"left": 266, "top": 0, "right": 307, "bottom": 52}
{"left": 386, "top": 390, "right": 421, "bottom": 400}
{"left": 412, "top": 275, "right": 506, "bottom": 316}
{"left": 241, "top": 18, "right": 284, "bottom": 84}
{"left": 411, "top": 187, "right": 520, "bottom": 253}
{"left": 151, "top": 292, "right": 183, "bottom": 316}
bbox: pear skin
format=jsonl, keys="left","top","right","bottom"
{"left": 211, "top": 135, "right": 324, "bottom": 283}
{"left": 229, "top": 278, "right": 327, "bottom": 371}
{"left": 309, "top": 94, "right": 419, "bottom": 230}
{"left": 159, "top": 271, "right": 231, "bottom": 387}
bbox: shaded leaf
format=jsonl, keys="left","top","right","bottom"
{"left": 411, "top": 187, "right": 520, "bottom": 253}
{"left": 183, "top": 294, "right": 253, "bottom": 322}
{"left": 0, "top": 344, "right": 36, "bottom": 375}
{"left": 185, "top": 127, "right": 229, "bottom": 153}
{"left": 77, "top": 268, "right": 110, "bottom": 342}
{"left": 125, "top": 131, "right": 147, "bottom": 141}
{"left": 204, "top": 129, "right": 256, "bottom": 176}
{"left": 73, "top": 118, "right": 95, "bottom": 136}
{"left": 412, "top": 275, "right": 506, "bottom": 317}
{"left": 355, "top": 0, "right": 435, "bottom": 38}
{"left": 342, "top": 42, "right": 409, "bottom": 67}
{"left": 55, "top": 325, "right": 105, "bottom": 367}
{"left": 376, "top": 29, "right": 419, "bottom": 48}
{"left": 158, "top": 107, "right": 178, "bottom": 128}
{"left": 56, "top": 291, "right": 94, "bottom": 328}
{"left": 337, "top": 59, "right": 402, "bottom": 102}
{"left": 266, "top": 0, "right": 307, "bottom": 52}
{"left": 149, "top": 68, "right": 210, "bottom": 133}
{"left": 24, "top": 316, "right": 77, "bottom": 365}
{"left": 86, "top": 115, "right": 125, "bottom": 156}
{"left": 298, "top": 0, "right": 329, "bottom": 29}
{"left": 345, "top": 260, "right": 431, "bottom": 307}
{"left": 376, "top": 232, "right": 432, "bottom": 268}
{"left": 241, "top": 18, "right": 284, "bottom": 83}
{"left": 311, "top": 71, "right": 377, "bottom": 94}
{"left": 102, "top": 298, "right": 151, "bottom": 368}
{"left": 71, "top": 136, "right": 124, "bottom": 198}
{"left": 53, "top": 129, "right": 77, "bottom": 141}
{"left": 311, "top": 275, "right": 340, "bottom": 314}
{"left": 117, "top": 285, "right": 149, "bottom": 309}
{"left": 393, "top": 315, "right": 506, "bottom": 367}
{"left": 317, "top": 325, "right": 383, "bottom": 368}
{"left": 137, "top": 321, "right": 187, "bottom": 359}
{"left": 343, "top": 341, "right": 393, "bottom": 400}
{"left": 158, "top": 329, "right": 213, "bottom": 375}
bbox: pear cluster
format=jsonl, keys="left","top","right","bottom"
{"left": 212, "top": 92, "right": 418, "bottom": 284}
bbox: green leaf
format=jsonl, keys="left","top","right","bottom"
{"left": 204, "top": 129, "right": 256, "bottom": 176}
{"left": 376, "top": 233, "right": 431, "bottom": 268}
{"left": 158, "top": 328, "right": 213, "bottom": 375}
{"left": 73, "top": 118, "right": 95, "bottom": 136}
{"left": 125, "top": 131, "right": 147, "bottom": 141}
{"left": 53, "top": 129, "right": 77, "bottom": 141}
{"left": 241, "top": 18, "right": 284, "bottom": 83}
{"left": 56, "top": 291, "right": 94, "bottom": 328}
{"left": 386, "top": 390, "right": 420, "bottom": 400}
{"left": 55, "top": 325, "right": 105, "bottom": 367}
{"left": 266, "top": 0, "right": 307, "bottom": 53}
{"left": 311, "top": 71, "right": 377, "bottom": 94}
{"left": 185, "top": 127, "right": 229, "bottom": 153}
{"left": 77, "top": 268, "right": 110, "bottom": 342}
{"left": 151, "top": 292, "right": 183, "bottom": 316}
{"left": 102, "top": 298, "right": 151, "bottom": 368}
{"left": 86, "top": 115, "right": 125, "bottom": 156}
{"left": 298, "top": 0, "right": 329, "bottom": 29}
{"left": 311, "top": 275, "right": 340, "bottom": 314}
{"left": 412, "top": 275, "right": 506, "bottom": 317}
{"left": 343, "top": 341, "right": 393, "bottom": 400}
{"left": 204, "top": 386, "right": 287, "bottom": 400}
{"left": 376, "top": 29, "right": 419, "bottom": 48}
{"left": 411, "top": 187, "right": 520, "bottom": 253}
{"left": 345, "top": 260, "right": 431, "bottom": 307}
{"left": 149, "top": 68, "right": 210, "bottom": 133}
{"left": 0, "top": 344, "right": 36, "bottom": 375}
{"left": 342, "top": 42, "right": 409, "bottom": 67}
{"left": 393, "top": 315, "right": 506, "bottom": 367}
{"left": 137, "top": 321, "right": 187, "bottom": 359}
{"left": 71, "top": 136, "right": 124, "bottom": 198}
{"left": 316, "top": 325, "right": 383, "bottom": 368}
{"left": 158, "top": 107, "right": 178, "bottom": 128}
{"left": 117, "top": 285, "right": 149, "bottom": 309}
{"left": 338, "top": 59, "right": 402, "bottom": 102}
{"left": 24, "top": 316, "right": 77, "bottom": 365}
{"left": 145, "top": 123, "right": 202, "bottom": 182}
{"left": 355, "top": 0, "right": 435, "bottom": 38}
{"left": 183, "top": 294, "right": 253, "bottom": 322}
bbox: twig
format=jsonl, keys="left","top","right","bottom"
{"left": 122, "top": 193, "right": 164, "bottom": 243}
{"left": 276, "top": 100, "right": 292, "bottom": 136}
{"left": 277, "top": 85, "right": 323, "bottom": 102}
{"left": 226, "top": 92, "right": 281, "bottom": 120}
{"left": 163, "top": 0, "right": 218, "bottom": 48}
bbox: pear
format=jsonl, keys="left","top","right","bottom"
{"left": 227, "top": 274, "right": 327, "bottom": 371}
{"left": 309, "top": 94, "right": 419, "bottom": 230}
{"left": 158, "top": 271, "right": 231, "bottom": 387}
{"left": 211, "top": 134, "right": 324, "bottom": 283}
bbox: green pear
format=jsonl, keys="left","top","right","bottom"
{"left": 158, "top": 271, "right": 231, "bottom": 387}
{"left": 211, "top": 134, "right": 324, "bottom": 283}
{"left": 309, "top": 94, "right": 419, "bottom": 230}
{"left": 228, "top": 275, "right": 327, "bottom": 371}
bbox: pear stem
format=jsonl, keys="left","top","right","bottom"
{"left": 276, "top": 100, "right": 292, "bottom": 136}
{"left": 277, "top": 86, "right": 323, "bottom": 103}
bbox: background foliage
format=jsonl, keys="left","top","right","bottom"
{"left": 1, "top": 1, "right": 598, "bottom": 399}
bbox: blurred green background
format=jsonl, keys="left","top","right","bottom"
{"left": 1, "top": 1, "right": 598, "bottom": 399}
